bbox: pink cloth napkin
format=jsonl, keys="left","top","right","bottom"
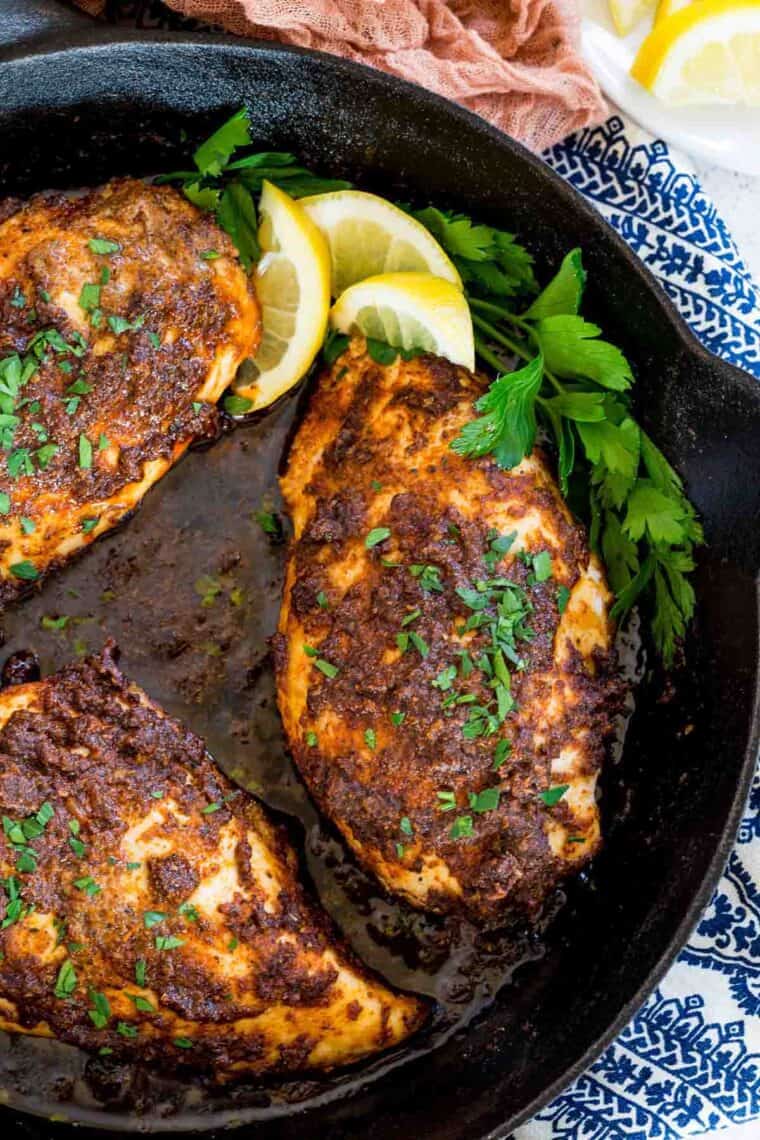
{"left": 76, "top": 0, "right": 607, "bottom": 152}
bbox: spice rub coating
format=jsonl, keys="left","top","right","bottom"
{"left": 276, "top": 339, "right": 619, "bottom": 926}
{"left": 0, "top": 179, "right": 261, "bottom": 604}
{"left": 0, "top": 647, "right": 425, "bottom": 1077}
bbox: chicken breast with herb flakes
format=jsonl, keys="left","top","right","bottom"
{"left": 276, "top": 338, "right": 619, "bottom": 926}
{"left": 0, "top": 179, "right": 260, "bottom": 604}
{"left": 0, "top": 647, "right": 425, "bottom": 1075}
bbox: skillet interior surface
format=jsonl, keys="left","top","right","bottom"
{"left": 0, "top": 29, "right": 759, "bottom": 1140}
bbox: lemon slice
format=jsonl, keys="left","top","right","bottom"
{"left": 233, "top": 180, "right": 330, "bottom": 410}
{"left": 656, "top": 0, "right": 694, "bottom": 24}
{"left": 609, "top": 0, "right": 656, "bottom": 35}
{"left": 299, "top": 190, "right": 461, "bottom": 297}
{"left": 632, "top": 0, "right": 760, "bottom": 105}
{"left": 330, "top": 272, "right": 475, "bottom": 370}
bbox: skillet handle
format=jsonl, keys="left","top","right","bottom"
{"left": 0, "top": 0, "right": 91, "bottom": 49}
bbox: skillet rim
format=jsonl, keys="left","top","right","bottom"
{"left": 0, "top": 26, "right": 758, "bottom": 1138}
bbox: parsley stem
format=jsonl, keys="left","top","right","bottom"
{"left": 471, "top": 314, "right": 532, "bottom": 363}
{"left": 472, "top": 335, "right": 508, "bottom": 374}
{"left": 469, "top": 297, "right": 518, "bottom": 321}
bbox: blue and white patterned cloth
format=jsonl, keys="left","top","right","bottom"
{"left": 515, "top": 116, "right": 760, "bottom": 1140}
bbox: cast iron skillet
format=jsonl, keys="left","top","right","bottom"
{"left": 0, "top": 3, "right": 759, "bottom": 1138}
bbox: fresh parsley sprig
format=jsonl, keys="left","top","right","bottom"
{"left": 160, "top": 108, "right": 350, "bottom": 269}
{"left": 431, "top": 240, "right": 702, "bottom": 665}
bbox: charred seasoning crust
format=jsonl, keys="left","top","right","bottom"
{"left": 277, "top": 339, "right": 623, "bottom": 926}
{"left": 0, "top": 179, "right": 260, "bottom": 606}
{"left": 0, "top": 646, "right": 427, "bottom": 1074}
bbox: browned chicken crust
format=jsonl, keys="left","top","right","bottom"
{"left": 0, "top": 179, "right": 260, "bottom": 604}
{"left": 0, "top": 648, "right": 425, "bottom": 1077}
{"left": 276, "top": 339, "right": 619, "bottom": 925}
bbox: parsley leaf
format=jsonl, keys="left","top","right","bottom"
{"left": 193, "top": 107, "right": 250, "bottom": 178}
{"left": 216, "top": 181, "right": 259, "bottom": 270}
{"left": 532, "top": 316, "right": 633, "bottom": 392}
{"left": 523, "top": 248, "right": 586, "bottom": 320}
{"left": 451, "top": 354, "right": 543, "bottom": 469}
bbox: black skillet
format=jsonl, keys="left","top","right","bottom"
{"left": 0, "top": 3, "right": 759, "bottom": 1138}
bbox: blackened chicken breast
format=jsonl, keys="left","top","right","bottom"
{"left": 276, "top": 338, "right": 618, "bottom": 925}
{"left": 0, "top": 179, "right": 260, "bottom": 604}
{"left": 0, "top": 648, "right": 425, "bottom": 1076}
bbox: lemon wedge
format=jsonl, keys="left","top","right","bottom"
{"left": 330, "top": 272, "right": 475, "bottom": 370}
{"left": 632, "top": 0, "right": 760, "bottom": 105}
{"left": 608, "top": 0, "right": 657, "bottom": 35}
{"left": 233, "top": 180, "right": 330, "bottom": 410}
{"left": 655, "top": 0, "right": 694, "bottom": 23}
{"left": 299, "top": 190, "right": 461, "bottom": 297}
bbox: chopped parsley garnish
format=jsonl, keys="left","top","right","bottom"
{"left": 98, "top": 433, "right": 110, "bottom": 451}
{"left": 228, "top": 936, "right": 239, "bottom": 951}
{"left": 539, "top": 784, "right": 570, "bottom": 807}
{"left": 9, "top": 560, "right": 38, "bottom": 581}
{"left": 155, "top": 934, "right": 185, "bottom": 951}
{"left": 492, "top": 739, "right": 512, "bottom": 770}
{"left": 0, "top": 492, "right": 9, "bottom": 514}
{"left": 395, "top": 843, "right": 405, "bottom": 859}
{"left": 36, "top": 443, "right": 58, "bottom": 469}
{"left": 1, "top": 875, "right": 29, "bottom": 928}
{"left": 408, "top": 631, "right": 429, "bottom": 658}
{"left": 223, "top": 394, "right": 254, "bottom": 416}
{"left": 19, "top": 516, "right": 35, "bottom": 534}
{"left": 449, "top": 815, "right": 474, "bottom": 840}
{"left": 178, "top": 901, "right": 200, "bottom": 923}
{"left": 410, "top": 563, "right": 443, "bottom": 593}
{"left": 557, "top": 585, "right": 571, "bottom": 614}
{"left": 399, "top": 816, "right": 413, "bottom": 837}
{"left": 316, "top": 590, "right": 329, "bottom": 609}
{"left": 134, "top": 960, "right": 147, "bottom": 987}
{"left": 200, "top": 249, "right": 220, "bottom": 260}
{"left": 88, "top": 237, "right": 120, "bottom": 255}
{"left": 306, "top": 731, "right": 318, "bottom": 747}
{"left": 437, "top": 790, "right": 457, "bottom": 813}
{"left": 10, "top": 286, "right": 26, "bottom": 308}
{"left": 88, "top": 988, "right": 111, "bottom": 1029}
{"left": 78, "top": 282, "right": 101, "bottom": 315}
{"left": 3, "top": 802, "right": 53, "bottom": 873}
{"left": 54, "top": 958, "right": 77, "bottom": 999}
{"left": 468, "top": 787, "right": 500, "bottom": 814}
{"left": 364, "top": 728, "right": 377, "bottom": 751}
{"left": 400, "top": 608, "right": 421, "bottom": 628}
{"left": 129, "top": 993, "right": 155, "bottom": 1011}
{"left": 365, "top": 527, "right": 391, "bottom": 548}
{"left": 390, "top": 711, "right": 406, "bottom": 726}
{"left": 117, "top": 1021, "right": 138, "bottom": 1038}
{"left": 484, "top": 531, "right": 517, "bottom": 571}
{"left": 195, "top": 574, "right": 222, "bottom": 607}
{"left": 255, "top": 509, "right": 279, "bottom": 535}
{"left": 143, "top": 910, "right": 167, "bottom": 929}
{"left": 370, "top": 479, "right": 383, "bottom": 492}
{"left": 78, "top": 434, "right": 92, "bottom": 469}
{"left": 432, "top": 665, "right": 457, "bottom": 691}
{"left": 530, "top": 550, "right": 553, "bottom": 583}
{"left": 173, "top": 1037, "right": 193, "bottom": 1049}
{"left": 312, "top": 656, "right": 339, "bottom": 679}
{"left": 81, "top": 517, "right": 100, "bottom": 533}
{"left": 108, "top": 313, "right": 144, "bottom": 335}
{"left": 73, "top": 876, "right": 101, "bottom": 897}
